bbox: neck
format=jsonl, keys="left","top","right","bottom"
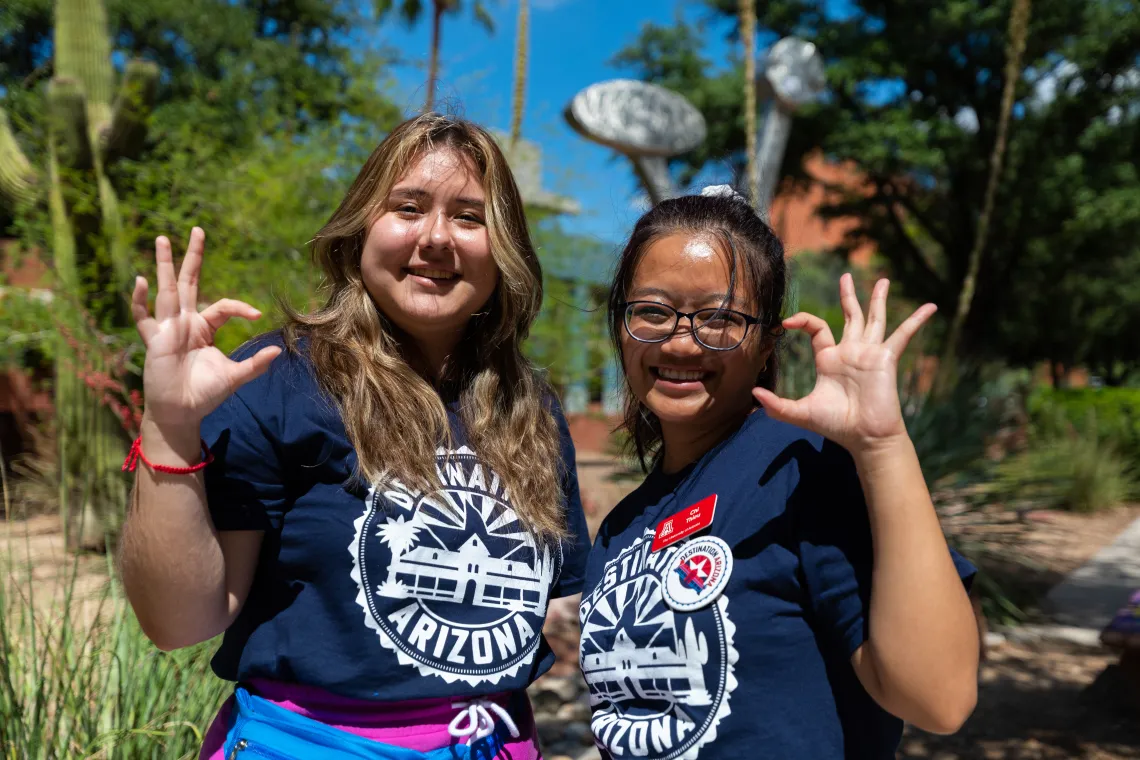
{"left": 403, "top": 330, "right": 463, "bottom": 383}
{"left": 659, "top": 409, "right": 751, "bottom": 474}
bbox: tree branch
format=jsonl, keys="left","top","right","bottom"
{"left": 810, "top": 167, "right": 946, "bottom": 297}
{"left": 873, "top": 188, "right": 947, "bottom": 297}
{"left": 0, "top": 107, "right": 41, "bottom": 208}
{"left": 878, "top": 178, "right": 952, "bottom": 255}
{"left": 101, "top": 59, "right": 159, "bottom": 165}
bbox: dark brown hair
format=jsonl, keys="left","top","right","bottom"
{"left": 606, "top": 192, "right": 788, "bottom": 470}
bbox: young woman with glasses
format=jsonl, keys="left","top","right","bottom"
{"left": 577, "top": 186, "right": 979, "bottom": 759}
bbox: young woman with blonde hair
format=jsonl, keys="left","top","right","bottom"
{"left": 118, "top": 114, "right": 590, "bottom": 759}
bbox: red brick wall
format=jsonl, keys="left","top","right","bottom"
{"left": 769, "top": 154, "right": 875, "bottom": 265}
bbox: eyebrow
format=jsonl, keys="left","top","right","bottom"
{"left": 629, "top": 287, "right": 731, "bottom": 305}
{"left": 389, "top": 186, "right": 486, "bottom": 209}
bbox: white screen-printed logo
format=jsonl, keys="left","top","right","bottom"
{"left": 349, "top": 446, "right": 562, "bottom": 685}
{"left": 579, "top": 528, "right": 738, "bottom": 759}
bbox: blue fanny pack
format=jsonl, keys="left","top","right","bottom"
{"left": 222, "top": 687, "right": 510, "bottom": 760}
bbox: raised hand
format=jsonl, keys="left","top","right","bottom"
{"left": 132, "top": 227, "right": 281, "bottom": 431}
{"left": 752, "top": 274, "right": 935, "bottom": 452}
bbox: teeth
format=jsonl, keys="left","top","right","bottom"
{"left": 408, "top": 268, "right": 457, "bottom": 280}
{"left": 657, "top": 368, "right": 705, "bottom": 381}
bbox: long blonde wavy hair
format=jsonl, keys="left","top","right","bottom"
{"left": 283, "top": 114, "right": 567, "bottom": 540}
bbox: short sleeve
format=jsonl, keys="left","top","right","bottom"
{"left": 549, "top": 399, "right": 590, "bottom": 598}
{"left": 201, "top": 337, "right": 289, "bottom": 532}
{"left": 795, "top": 439, "right": 975, "bottom": 658}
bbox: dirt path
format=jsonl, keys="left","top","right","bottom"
{"left": 901, "top": 639, "right": 1140, "bottom": 759}
{"left": 1, "top": 513, "right": 111, "bottom": 629}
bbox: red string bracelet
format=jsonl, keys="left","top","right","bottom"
{"left": 121, "top": 437, "right": 214, "bottom": 475}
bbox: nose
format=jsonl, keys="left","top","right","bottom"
{"left": 418, "top": 208, "right": 454, "bottom": 253}
{"left": 658, "top": 322, "right": 703, "bottom": 358}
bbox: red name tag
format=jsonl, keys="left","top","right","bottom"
{"left": 651, "top": 494, "right": 717, "bottom": 552}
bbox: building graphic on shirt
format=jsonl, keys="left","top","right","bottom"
{"left": 579, "top": 528, "right": 737, "bottom": 760}
{"left": 349, "top": 445, "right": 562, "bottom": 687}
{"left": 581, "top": 616, "right": 710, "bottom": 707}
{"left": 379, "top": 529, "right": 553, "bottom": 613}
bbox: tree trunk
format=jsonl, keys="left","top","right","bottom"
{"left": 510, "top": 0, "right": 529, "bottom": 145}
{"left": 426, "top": 1, "right": 444, "bottom": 112}
{"left": 739, "top": 0, "right": 759, "bottom": 206}
{"left": 937, "top": 0, "right": 1032, "bottom": 394}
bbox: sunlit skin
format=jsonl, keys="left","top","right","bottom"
{"left": 120, "top": 153, "right": 501, "bottom": 650}
{"left": 620, "top": 232, "right": 772, "bottom": 473}
{"left": 362, "top": 148, "right": 498, "bottom": 374}
{"left": 620, "top": 229, "right": 979, "bottom": 734}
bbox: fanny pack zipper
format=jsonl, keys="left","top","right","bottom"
{"left": 228, "top": 738, "right": 297, "bottom": 760}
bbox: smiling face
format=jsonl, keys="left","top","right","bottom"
{"left": 361, "top": 147, "right": 498, "bottom": 355}
{"left": 621, "top": 232, "right": 771, "bottom": 443}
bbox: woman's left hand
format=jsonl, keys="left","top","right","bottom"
{"left": 752, "top": 273, "right": 936, "bottom": 452}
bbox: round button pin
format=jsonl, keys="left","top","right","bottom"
{"left": 662, "top": 536, "right": 733, "bottom": 612}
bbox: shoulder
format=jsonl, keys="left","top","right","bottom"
{"left": 709, "top": 412, "right": 860, "bottom": 503}
{"left": 721, "top": 411, "right": 829, "bottom": 474}
{"left": 227, "top": 330, "right": 321, "bottom": 404}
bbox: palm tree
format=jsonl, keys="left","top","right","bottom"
{"left": 510, "top": 0, "right": 529, "bottom": 144}
{"left": 739, "top": 0, "right": 759, "bottom": 206}
{"left": 375, "top": 0, "right": 495, "bottom": 113}
{"left": 939, "top": 0, "right": 1032, "bottom": 390}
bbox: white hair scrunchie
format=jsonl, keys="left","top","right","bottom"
{"left": 700, "top": 184, "right": 749, "bottom": 204}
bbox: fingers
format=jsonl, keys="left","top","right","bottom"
{"left": 885, "top": 303, "right": 938, "bottom": 356}
{"left": 131, "top": 276, "right": 158, "bottom": 344}
{"left": 177, "top": 227, "right": 205, "bottom": 313}
{"left": 838, "top": 273, "right": 865, "bottom": 342}
{"left": 782, "top": 312, "right": 836, "bottom": 354}
{"left": 227, "top": 346, "right": 282, "bottom": 392}
{"left": 199, "top": 298, "right": 264, "bottom": 334}
{"left": 864, "top": 279, "right": 889, "bottom": 343}
{"left": 752, "top": 387, "right": 811, "bottom": 428}
{"left": 153, "top": 236, "right": 180, "bottom": 320}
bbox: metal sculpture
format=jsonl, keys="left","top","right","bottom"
{"left": 564, "top": 79, "right": 706, "bottom": 205}
{"left": 755, "top": 37, "right": 827, "bottom": 215}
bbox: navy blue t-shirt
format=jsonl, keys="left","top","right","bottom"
{"left": 579, "top": 410, "right": 975, "bottom": 759}
{"left": 200, "top": 332, "right": 591, "bottom": 701}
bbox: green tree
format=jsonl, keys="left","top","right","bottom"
{"left": 614, "top": 0, "right": 1140, "bottom": 380}
{"left": 375, "top": 0, "right": 495, "bottom": 112}
{"left": 0, "top": 0, "right": 403, "bottom": 535}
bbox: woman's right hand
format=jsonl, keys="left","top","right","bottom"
{"left": 132, "top": 227, "right": 282, "bottom": 431}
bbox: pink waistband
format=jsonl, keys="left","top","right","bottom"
{"left": 198, "top": 679, "right": 541, "bottom": 759}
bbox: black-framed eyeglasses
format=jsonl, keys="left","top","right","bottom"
{"left": 621, "top": 300, "right": 765, "bottom": 351}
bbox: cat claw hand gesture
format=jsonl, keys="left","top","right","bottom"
{"left": 752, "top": 274, "right": 935, "bottom": 453}
{"left": 133, "top": 227, "right": 281, "bottom": 431}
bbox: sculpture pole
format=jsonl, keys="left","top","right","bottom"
{"left": 754, "top": 37, "right": 826, "bottom": 219}
{"left": 629, "top": 155, "right": 675, "bottom": 206}
{"left": 562, "top": 80, "right": 707, "bottom": 414}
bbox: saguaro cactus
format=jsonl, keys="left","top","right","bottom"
{"left": 0, "top": 0, "right": 158, "bottom": 544}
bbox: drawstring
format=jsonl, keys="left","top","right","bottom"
{"left": 447, "top": 699, "right": 520, "bottom": 745}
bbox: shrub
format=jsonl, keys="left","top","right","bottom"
{"left": 1, "top": 472, "right": 228, "bottom": 758}
{"left": 1028, "top": 387, "right": 1140, "bottom": 465}
{"left": 986, "top": 423, "right": 1136, "bottom": 513}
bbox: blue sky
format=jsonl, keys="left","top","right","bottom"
{"left": 377, "top": 0, "right": 738, "bottom": 246}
